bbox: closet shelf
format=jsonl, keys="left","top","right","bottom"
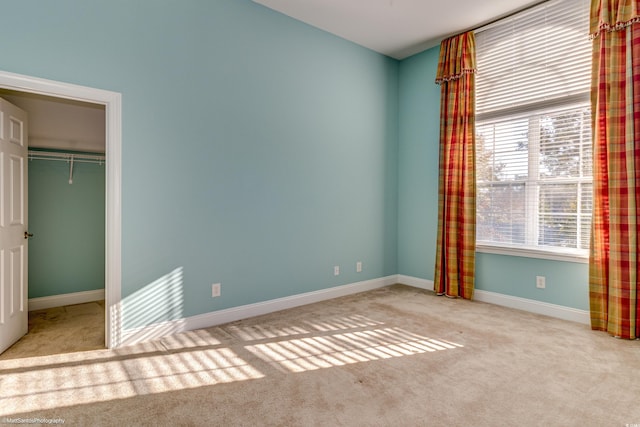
{"left": 28, "top": 150, "right": 105, "bottom": 184}
{"left": 27, "top": 150, "right": 105, "bottom": 164}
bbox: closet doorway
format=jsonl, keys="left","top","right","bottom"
{"left": 3, "top": 90, "right": 106, "bottom": 355}
{"left": 0, "top": 71, "right": 122, "bottom": 352}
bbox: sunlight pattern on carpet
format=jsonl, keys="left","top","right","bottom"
{"left": 0, "top": 341, "right": 263, "bottom": 415}
{"left": 245, "top": 327, "right": 463, "bottom": 373}
{"left": 0, "top": 313, "right": 463, "bottom": 416}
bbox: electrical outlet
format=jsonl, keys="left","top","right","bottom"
{"left": 356, "top": 261, "right": 362, "bottom": 273}
{"left": 536, "top": 276, "right": 546, "bottom": 289}
{"left": 334, "top": 266, "right": 340, "bottom": 276}
{"left": 212, "top": 283, "right": 221, "bottom": 297}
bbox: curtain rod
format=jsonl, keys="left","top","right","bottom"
{"left": 472, "top": 0, "right": 549, "bottom": 34}
{"left": 28, "top": 150, "right": 105, "bottom": 165}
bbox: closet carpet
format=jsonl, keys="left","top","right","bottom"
{"left": 0, "top": 300, "right": 105, "bottom": 359}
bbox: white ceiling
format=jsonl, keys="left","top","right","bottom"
{"left": 253, "top": 0, "right": 541, "bottom": 59}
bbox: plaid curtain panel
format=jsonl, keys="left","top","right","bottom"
{"left": 590, "top": 0, "right": 640, "bottom": 339}
{"left": 434, "top": 32, "right": 476, "bottom": 299}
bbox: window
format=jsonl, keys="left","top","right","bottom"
{"left": 474, "top": 0, "right": 591, "bottom": 261}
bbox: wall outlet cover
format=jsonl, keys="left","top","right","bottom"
{"left": 212, "top": 283, "right": 221, "bottom": 297}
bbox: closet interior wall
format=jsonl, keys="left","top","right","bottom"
{"left": 28, "top": 149, "right": 106, "bottom": 301}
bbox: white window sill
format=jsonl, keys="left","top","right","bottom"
{"left": 476, "top": 244, "right": 588, "bottom": 264}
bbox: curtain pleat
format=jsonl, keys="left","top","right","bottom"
{"left": 590, "top": 0, "right": 640, "bottom": 339}
{"left": 434, "top": 32, "right": 476, "bottom": 299}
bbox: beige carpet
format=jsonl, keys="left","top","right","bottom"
{"left": 1, "top": 285, "right": 638, "bottom": 426}
{"left": 0, "top": 300, "right": 105, "bottom": 359}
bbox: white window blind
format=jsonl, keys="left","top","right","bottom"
{"left": 475, "top": 0, "right": 592, "bottom": 260}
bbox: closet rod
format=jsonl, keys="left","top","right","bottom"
{"left": 27, "top": 150, "right": 105, "bottom": 165}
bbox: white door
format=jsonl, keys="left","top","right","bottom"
{"left": 0, "top": 97, "right": 28, "bottom": 355}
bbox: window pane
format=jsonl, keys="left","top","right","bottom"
{"left": 538, "top": 183, "right": 579, "bottom": 248}
{"left": 581, "top": 109, "right": 593, "bottom": 177}
{"left": 580, "top": 215, "right": 591, "bottom": 249}
{"left": 539, "top": 183, "right": 577, "bottom": 216}
{"left": 477, "top": 183, "right": 526, "bottom": 244}
{"left": 538, "top": 214, "right": 577, "bottom": 248}
{"left": 539, "top": 108, "right": 590, "bottom": 179}
{"left": 476, "top": 119, "right": 529, "bottom": 182}
{"left": 581, "top": 183, "right": 592, "bottom": 211}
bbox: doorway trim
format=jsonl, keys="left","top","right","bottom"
{"left": 0, "top": 70, "right": 122, "bottom": 349}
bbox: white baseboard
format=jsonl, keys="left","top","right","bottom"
{"left": 120, "top": 275, "right": 398, "bottom": 347}
{"left": 396, "top": 274, "right": 589, "bottom": 325}
{"left": 396, "top": 275, "right": 434, "bottom": 291}
{"left": 473, "top": 289, "right": 590, "bottom": 325}
{"left": 29, "top": 289, "right": 105, "bottom": 311}
{"left": 119, "top": 273, "right": 590, "bottom": 347}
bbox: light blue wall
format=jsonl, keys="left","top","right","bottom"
{"left": 0, "top": 0, "right": 398, "bottom": 328}
{"left": 398, "top": 47, "right": 440, "bottom": 280}
{"left": 476, "top": 254, "right": 588, "bottom": 309}
{"left": 2, "top": 0, "right": 589, "bottom": 330}
{"left": 28, "top": 158, "right": 105, "bottom": 298}
{"left": 397, "top": 47, "right": 589, "bottom": 311}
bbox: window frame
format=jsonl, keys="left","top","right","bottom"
{"left": 476, "top": 99, "right": 593, "bottom": 263}
{"left": 474, "top": 70, "right": 591, "bottom": 263}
